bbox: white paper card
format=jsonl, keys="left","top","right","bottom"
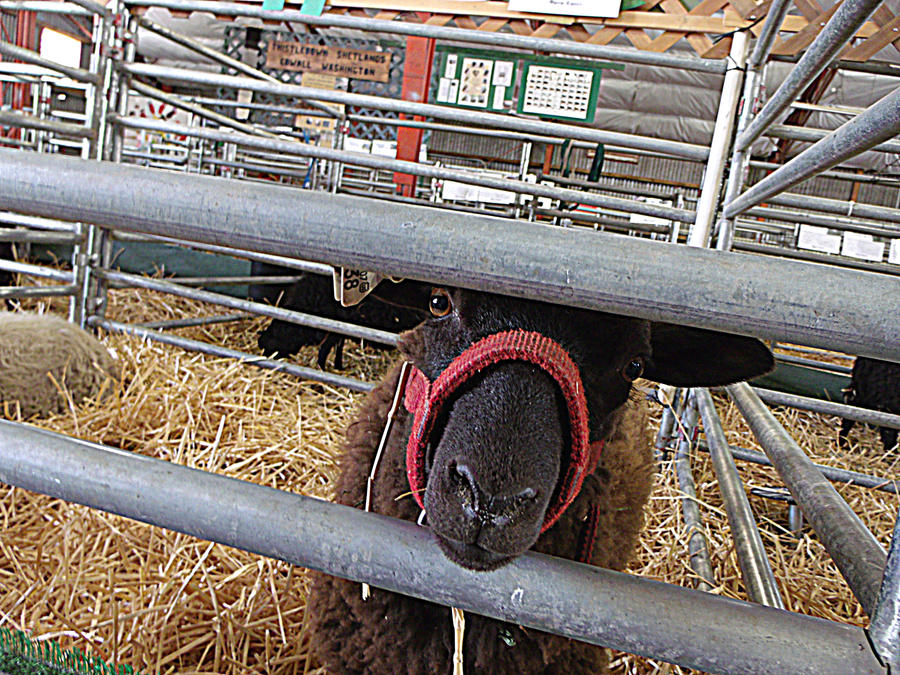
{"left": 343, "top": 137, "right": 371, "bottom": 153}
{"left": 889, "top": 239, "right": 900, "bottom": 265}
{"left": 797, "top": 224, "right": 841, "bottom": 254}
{"left": 629, "top": 197, "right": 670, "bottom": 226}
{"left": 371, "top": 139, "right": 397, "bottom": 157}
{"left": 448, "top": 80, "right": 459, "bottom": 103}
{"left": 842, "top": 232, "right": 885, "bottom": 262}
{"left": 445, "top": 54, "right": 458, "bottom": 79}
{"left": 437, "top": 77, "right": 453, "bottom": 103}
{"left": 492, "top": 86, "right": 506, "bottom": 110}
{"left": 508, "top": 0, "right": 621, "bottom": 18}
{"left": 493, "top": 61, "right": 514, "bottom": 87}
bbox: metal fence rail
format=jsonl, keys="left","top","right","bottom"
{"left": 0, "top": 419, "right": 884, "bottom": 675}
{"left": 2, "top": 149, "right": 898, "bottom": 363}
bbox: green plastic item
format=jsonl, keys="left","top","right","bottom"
{"left": 0, "top": 628, "right": 139, "bottom": 675}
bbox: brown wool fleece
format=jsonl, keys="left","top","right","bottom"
{"left": 307, "top": 329, "right": 655, "bottom": 675}
{"left": 0, "top": 313, "right": 119, "bottom": 418}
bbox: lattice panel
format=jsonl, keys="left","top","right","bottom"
{"left": 221, "top": 26, "right": 406, "bottom": 140}
{"left": 205, "top": 0, "right": 900, "bottom": 61}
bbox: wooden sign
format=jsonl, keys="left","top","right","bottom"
{"left": 265, "top": 42, "right": 391, "bottom": 82}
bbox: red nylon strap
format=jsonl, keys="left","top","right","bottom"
{"left": 403, "top": 329, "right": 598, "bottom": 533}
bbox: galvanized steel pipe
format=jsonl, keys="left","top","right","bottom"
{"left": 870, "top": 514, "right": 900, "bottom": 669}
{"left": 695, "top": 387, "right": 784, "bottom": 607}
{"left": 753, "top": 387, "right": 900, "bottom": 431}
{"left": 0, "top": 39, "right": 99, "bottom": 84}
{"left": 726, "top": 86, "right": 900, "bottom": 218}
{"left": 111, "top": 114, "right": 698, "bottom": 224}
{"left": 726, "top": 382, "right": 887, "bottom": 616}
{"left": 2, "top": 150, "right": 900, "bottom": 362}
{"left": 121, "top": 0, "right": 727, "bottom": 74}
{"left": 0, "top": 110, "right": 96, "bottom": 139}
{"left": 736, "top": 0, "right": 882, "bottom": 153}
{"left": 92, "top": 317, "right": 373, "bottom": 392}
{"left": 0, "top": 419, "right": 884, "bottom": 674}
{"left": 121, "top": 62, "right": 711, "bottom": 162}
{"left": 99, "top": 269, "right": 400, "bottom": 347}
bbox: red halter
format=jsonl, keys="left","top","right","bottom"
{"left": 402, "top": 329, "right": 601, "bottom": 533}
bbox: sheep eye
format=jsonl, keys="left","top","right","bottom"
{"left": 621, "top": 357, "right": 644, "bottom": 382}
{"left": 429, "top": 288, "right": 452, "bottom": 317}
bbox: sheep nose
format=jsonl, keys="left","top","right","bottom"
{"left": 448, "top": 461, "right": 538, "bottom": 526}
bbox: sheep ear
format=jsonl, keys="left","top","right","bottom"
{"left": 644, "top": 322, "right": 774, "bottom": 387}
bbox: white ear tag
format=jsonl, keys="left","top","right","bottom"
{"left": 332, "top": 267, "right": 403, "bottom": 307}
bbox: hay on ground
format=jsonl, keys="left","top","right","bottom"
{"left": 0, "top": 282, "right": 896, "bottom": 675}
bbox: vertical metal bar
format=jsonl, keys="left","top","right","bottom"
{"left": 870, "top": 512, "right": 900, "bottom": 669}
{"left": 747, "top": 0, "right": 793, "bottom": 70}
{"left": 674, "top": 391, "right": 716, "bottom": 592}
{"left": 694, "top": 387, "right": 784, "bottom": 607}
{"left": 689, "top": 31, "right": 748, "bottom": 248}
{"left": 726, "top": 382, "right": 887, "bottom": 616}
{"left": 736, "top": 0, "right": 881, "bottom": 152}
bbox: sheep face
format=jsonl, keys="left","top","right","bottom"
{"left": 400, "top": 287, "right": 774, "bottom": 572}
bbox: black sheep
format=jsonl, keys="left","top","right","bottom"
{"left": 307, "top": 287, "right": 774, "bottom": 674}
{"left": 249, "top": 262, "right": 426, "bottom": 369}
{"left": 840, "top": 356, "right": 900, "bottom": 453}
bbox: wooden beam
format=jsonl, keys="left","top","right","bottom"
{"left": 842, "top": 12, "right": 900, "bottom": 60}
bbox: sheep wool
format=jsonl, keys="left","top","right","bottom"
{"left": 0, "top": 313, "right": 118, "bottom": 418}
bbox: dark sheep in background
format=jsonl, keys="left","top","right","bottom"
{"left": 307, "top": 286, "right": 774, "bottom": 674}
{"left": 840, "top": 356, "right": 900, "bottom": 453}
{"left": 0, "top": 241, "right": 13, "bottom": 287}
{"left": 249, "top": 262, "right": 426, "bottom": 369}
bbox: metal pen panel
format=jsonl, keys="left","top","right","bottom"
{"left": 735, "top": 0, "right": 882, "bottom": 153}
{"left": 0, "top": 419, "right": 884, "bottom": 674}
{"left": 694, "top": 388, "right": 784, "bottom": 608}
{"left": 121, "top": 63, "right": 711, "bottom": 162}
{"left": 726, "top": 382, "right": 886, "bottom": 616}
{"left": 2, "top": 150, "right": 900, "bottom": 362}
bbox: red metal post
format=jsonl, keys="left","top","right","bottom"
{"left": 393, "top": 29, "right": 435, "bottom": 197}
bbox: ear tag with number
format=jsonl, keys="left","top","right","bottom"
{"left": 332, "top": 267, "right": 385, "bottom": 307}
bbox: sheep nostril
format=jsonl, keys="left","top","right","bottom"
{"left": 448, "top": 461, "right": 480, "bottom": 519}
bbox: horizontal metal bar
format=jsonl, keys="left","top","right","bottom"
{"left": 752, "top": 387, "right": 900, "bottom": 431}
{"left": 695, "top": 440, "right": 898, "bottom": 495}
{"left": 121, "top": 63, "right": 710, "bottom": 162}
{"left": 0, "top": 283, "right": 76, "bottom": 299}
{"left": 201, "top": 157, "right": 313, "bottom": 180}
{"left": 534, "top": 207, "right": 671, "bottom": 235}
{"left": 0, "top": 1, "right": 94, "bottom": 14}
{"left": 0, "top": 211, "right": 78, "bottom": 232}
{"left": 0, "top": 229, "right": 82, "bottom": 245}
{"left": 732, "top": 242, "right": 900, "bottom": 278}
{"left": 122, "top": 0, "right": 726, "bottom": 74}
{"left": 745, "top": 206, "right": 900, "bottom": 238}
{"left": 766, "top": 192, "right": 900, "bottom": 224}
{"left": 775, "top": 353, "right": 852, "bottom": 375}
{"left": 0, "top": 258, "right": 74, "bottom": 282}
{"left": 736, "top": 0, "right": 882, "bottom": 152}
{"left": 695, "top": 388, "right": 784, "bottom": 607}
{"left": 3, "top": 150, "right": 900, "bottom": 362}
{"left": 161, "top": 274, "right": 303, "bottom": 287}
{"left": 99, "top": 269, "right": 400, "bottom": 347}
{"left": 128, "top": 79, "right": 277, "bottom": 139}
{"left": 727, "top": 87, "right": 900, "bottom": 218}
{"left": 748, "top": 160, "right": 900, "bottom": 186}
{"left": 91, "top": 317, "right": 372, "bottom": 392}
{"left": 112, "top": 114, "right": 699, "bottom": 223}
{"left": 0, "top": 39, "right": 99, "bottom": 84}
{"left": 133, "top": 312, "right": 252, "bottom": 330}
{"left": 726, "top": 382, "right": 887, "bottom": 616}
{"left": 111, "top": 230, "right": 333, "bottom": 276}
{"left": 0, "top": 418, "right": 884, "bottom": 674}
{"left": 766, "top": 123, "right": 900, "bottom": 155}
{"left": 0, "top": 110, "right": 96, "bottom": 139}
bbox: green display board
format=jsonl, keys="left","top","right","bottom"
{"left": 435, "top": 51, "right": 517, "bottom": 112}
{"left": 516, "top": 58, "right": 605, "bottom": 122}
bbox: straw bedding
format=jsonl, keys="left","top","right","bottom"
{"left": 1, "top": 283, "right": 897, "bottom": 675}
